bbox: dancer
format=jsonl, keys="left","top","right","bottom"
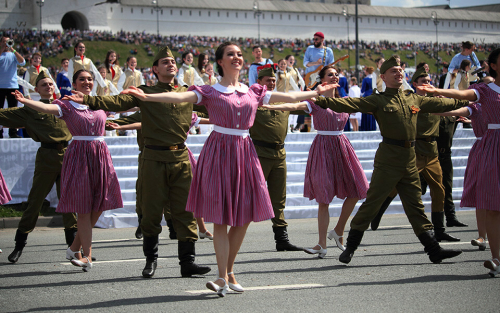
{"left": 276, "top": 59, "right": 299, "bottom": 92}
{"left": 264, "top": 65, "right": 368, "bottom": 257}
{"left": 64, "top": 47, "right": 211, "bottom": 279}
{"left": 285, "top": 55, "right": 305, "bottom": 90}
{"left": 94, "top": 65, "right": 119, "bottom": 97}
{"left": 105, "top": 50, "right": 123, "bottom": 89}
{"left": 202, "top": 63, "right": 218, "bottom": 86}
{"left": 117, "top": 56, "right": 144, "bottom": 92}
{"left": 196, "top": 53, "right": 209, "bottom": 77}
{"left": 0, "top": 168, "right": 11, "bottom": 205}
{"left": 12, "top": 69, "right": 123, "bottom": 271}
{"left": 417, "top": 48, "right": 500, "bottom": 276}
{"left": 68, "top": 41, "right": 105, "bottom": 91}
{"left": 120, "top": 42, "right": 333, "bottom": 296}
{"left": 313, "top": 57, "right": 467, "bottom": 265}
{"left": 1, "top": 71, "right": 77, "bottom": 264}
{"left": 23, "top": 52, "right": 60, "bottom": 101}
{"left": 177, "top": 51, "right": 204, "bottom": 87}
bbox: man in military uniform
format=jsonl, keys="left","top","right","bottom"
{"left": 66, "top": 47, "right": 210, "bottom": 279}
{"left": 23, "top": 52, "right": 60, "bottom": 101}
{"left": 0, "top": 71, "right": 77, "bottom": 263}
{"left": 369, "top": 67, "right": 460, "bottom": 242}
{"left": 250, "top": 66, "right": 302, "bottom": 252}
{"left": 314, "top": 57, "right": 466, "bottom": 265}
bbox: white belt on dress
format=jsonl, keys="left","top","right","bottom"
{"left": 72, "top": 136, "right": 105, "bottom": 141}
{"left": 476, "top": 137, "right": 482, "bottom": 140}
{"left": 214, "top": 125, "right": 249, "bottom": 138}
{"left": 488, "top": 124, "right": 500, "bottom": 129}
{"left": 316, "top": 130, "right": 344, "bottom": 136}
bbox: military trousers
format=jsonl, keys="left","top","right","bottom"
{"left": 140, "top": 158, "right": 197, "bottom": 241}
{"left": 438, "top": 153, "right": 456, "bottom": 216}
{"left": 351, "top": 161, "right": 433, "bottom": 236}
{"left": 135, "top": 152, "right": 143, "bottom": 216}
{"left": 18, "top": 147, "right": 77, "bottom": 234}
{"left": 416, "top": 153, "right": 445, "bottom": 213}
{"left": 259, "top": 156, "right": 287, "bottom": 228}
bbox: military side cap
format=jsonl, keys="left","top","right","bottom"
{"left": 35, "top": 70, "right": 51, "bottom": 86}
{"left": 410, "top": 66, "right": 428, "bottom": 85}
{"left": 153, "top": 46, "right": 174, "bottom": 64}
{"left": 257, "top": 64, "right": 276, "bottom": 79}
{"left": 380, "top": 56, "right": 401, "bottom": 74}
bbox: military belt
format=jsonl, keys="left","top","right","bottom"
{"left": 145, "top": 143, "right": 186, "bottom": 151}
{"left": 382, "top": 137, "right": 415, "bottom": 148}
{"left": 40, "top": 141, "right": 68, "bottom": 151}
{"left": 252, "top": 139, "right": 285, "bottom": 150}
{"left": 416, "top": 137, "right": 437, "bottom": 142}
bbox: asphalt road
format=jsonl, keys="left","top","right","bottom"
{"left": 0, "top": 210, "right": 497, "bottom": 313}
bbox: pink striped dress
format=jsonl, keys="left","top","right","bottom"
{"left": 304, "top": 101, "right": 369, "bottom": 203}
{"left": 472, "top": 83, "right": 500, "bottom": 211}
{"left": 460, "top": 103, "right": 487, "bottom": 208}
{"left": 54, "top": 100, "right": 123, "bottom": 214}
{"left": 185, "top": 83, "right": 274, "bottom": 226}
{"left": 0, "top": 169, "right": 12, "bottom": 205}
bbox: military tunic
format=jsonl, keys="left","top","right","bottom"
{"left": 83, "top": 82, "right": 199, "bottom": 240}
{"left": 315, "top": 87, "right": 468, "bottom": 235}
{"left": 0, "top": 99, "right": 77, "bottom": 233}
{"left": 249, "top": 105, "right": 303, "bottom": 228}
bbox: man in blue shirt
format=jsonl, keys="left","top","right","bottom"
{"left": 303, "top": 32, "right": 334, "bottom": 75}
{"left": 0, "top": 35, "right": 26, "bottom": 138}
{"left": 443, "top": 41, "right": 481, "bottom": 89}
{"left": 248, "top": 46, "right": 273, "bottom": 86}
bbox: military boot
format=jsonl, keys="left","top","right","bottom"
{"left": 273, "top": 227, "right": 303, "bottom": 251}
{"left": 417, "top": 230, "right": 462, "bottom": 264}
{"left": 178, "top": 241, "right": 211, "bottom": 277}
{"left": 142, "top": 235, "right": 159, "bottom": 278}
{"left": 166, "top": 219, "right": 177, "bottom": 240}
{"left": 339, "top": 229, "right": 364, "bottom": 264}
{"left": 432, "top": 212, "right": 460, "bottom": 242}
{"left": 64, "top": 228, "right": 78, "bottom": 246}
{"left": 8, "top": 230, "right": 28, "bottom": 263}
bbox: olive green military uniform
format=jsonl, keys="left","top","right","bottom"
{"left": 315, "top": 88, "right": 468, "bottom": 236}
{"left": 0, "top": 100, "right": 77, "bottom": 238}
{"left": 84, "top": 83, "right": 198, "bottom": 241}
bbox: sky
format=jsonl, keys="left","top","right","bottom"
{"left": 371, "top": 0, "right": 499, "bottom": 8}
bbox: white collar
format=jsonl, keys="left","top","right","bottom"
{"left": 182, "top": 64, "right": 191, "bottom": 69}
{"left": 212, "top": 83, "right": 248, "bottom": 94}
{"left": 70, "top": 100, "right": 89, "bottom": 111}
{"left": 487, "top": 82, "right": 500, "bottom": 94}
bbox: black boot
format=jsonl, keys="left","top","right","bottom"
{"left": 178, "top": 241, "right": 211, "bottom": 277}
{"left": 444, "top": 204, "right": 468, "bottom": 227}
{"left": 8, "top": 230, "right": 28, "bottom": 263}
{"left": 417, "top": 230, "right": 462, "bottom": 264}
{"left": 142, "top": 235, "right": 158, "bottom": 278}
{"left": 166, "top": 219, "right": 177, "bottom": 240}
{"left": 273, "top": 227, "right": 303, "bottom": 251}
{"left": 135, "top": 215, "right": 143, "bottom": 240}
{"left": 432, "top": 212, "right": 460, "bottom": 242}
{"left": 371, "top": 196, "right": 395, "bottom": 231}
{"left": 64, "top": 228, "right": 78, "bottom": 246}
{"left": 339, "top": 229, "right": 364, "bottom": 264}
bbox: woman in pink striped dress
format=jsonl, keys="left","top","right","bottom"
{"left": 264, "top": 66, "right": 369, "bottom": 258}
{"left": 13, "top": 69, "right": 122, "bottom": 272}
{"left": 419, "top": 48, "right": 500, "bottom": 277}
{"left": 0, "top": 169, "right": 11, "bottom": 205}
{"left": 122, "top": 42, "right": 333, "bottom": 296}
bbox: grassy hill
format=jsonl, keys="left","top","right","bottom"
{"left": 37, "top": 41, "right": 488, "bottom": 74}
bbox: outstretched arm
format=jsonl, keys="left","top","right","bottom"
{"left": 262, "top": 102, "right": 308, "bottom": 111}
{"left": 107, "top": 122, "right": 141, "bottom": 130}
{"left": 432, "top": 106, "right": 471, "bottom": 117}
{"left": 269, "top": 83, "right": 338, "bottom": 103}
{"left": 120, "top": 86, "right": 198, "bottom": 103}
{"left": 12, "top": 90, "right": 59, "bottom": 115}
{"left": 417, "top": 84, "right": 477, "bottom": 101}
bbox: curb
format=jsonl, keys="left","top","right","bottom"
{"left": 1, "top": 216, "right": 64, "bottom": 229}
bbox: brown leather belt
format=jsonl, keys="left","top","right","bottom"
{"left": 145, "top": 143, "right": 186, "bottom": 151}
{"left": 416, "top": 137, "right": 437, "bottom": 142}
{"left": 41, "top": 142, "right": 68, "bottom": 151}
{"left": 253, "top": 139, "right": 285, "bottom": 150}
{"left": 382, "top": 137, "right": 415, "bottom": 148}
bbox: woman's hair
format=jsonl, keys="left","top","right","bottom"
{"left": 61, "top": 58, "right": 69, "bottom": 64}
{"left": 181, "top": 51, "right": 192, "bottom": 64}
{"left": 350, "top": 77, "right": 358, "bottom": 84}
{"left": 285, "top": 55, "right": 293, "bottom": 61}
{"left": 318, "top": 65, "right": 340, "bottom": 98}
{"left": 215, "top": 42, "right": 237, "bottom": 77}
{"left": 72, "top": 69, "right": 94, "bottom": 84}
{"left": 73, "top": 41, "right": 84, "bottom": 56}
{"left": 104, "top": 50, "right": 117, "bottom": 72}
{"left": 97, "top": 65, "right": 106, "bottom": 72}
{"left": 365, "top": 66, "right": 374, "bottom": 74}
{"left": 459, "top": 59, "right": 471, "bottom": 71}
{"left": 197, "top": 53, "right": 207, "bottom": 73}
{"left": 488, "top": 48, "right": 500, "bottom": 79}
{"left": 126, "top": 56, "right": 136, "bottom": 64}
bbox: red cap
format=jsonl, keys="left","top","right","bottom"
{"left": 314, "top": 32, "right": 325, "bottom": 39}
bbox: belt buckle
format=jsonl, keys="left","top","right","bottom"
{"left": 169, "top": 145, "right": 178, "bottom": 150}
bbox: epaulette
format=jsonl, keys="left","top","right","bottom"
{"left": 373, "top": 88, "right": 381, "bottom": 95}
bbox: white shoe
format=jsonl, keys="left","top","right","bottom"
{"left": 82, "top": 257, "right": 92, "bottom": 272}
{"left": 206, "top": 281, "right": 221, "bottom": 292}
{"left": 217, "top": 278, "right": 229, "bottom": 297}
{"left": 199, "top": 231, "right": 213, "bottom": 240}
{"left": 66, "top": 247, "right": 81, "bottom": 261}
{"left": 484, "top": 258, "right": 499, "bottom": 277}
{"left": 328, "top": 229, "right": 346, "bottom": 251}
{"left": 471, "top": 237, "right": 487, "bottom": 251}
{"left": 304, "top": 245, "right": 327, "bottom": 259}
{"left": 227, "top": 272, "right": 244, "bottom": 292}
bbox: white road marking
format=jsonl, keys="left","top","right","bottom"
{"left": 91, "top": 237, "right": 168, "bottom": 243}
{"left": 375, "top": 225, "right": 412, "bottom": 229}
{"left": 185, "top": 283, "right": 324, "bottom": 294}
